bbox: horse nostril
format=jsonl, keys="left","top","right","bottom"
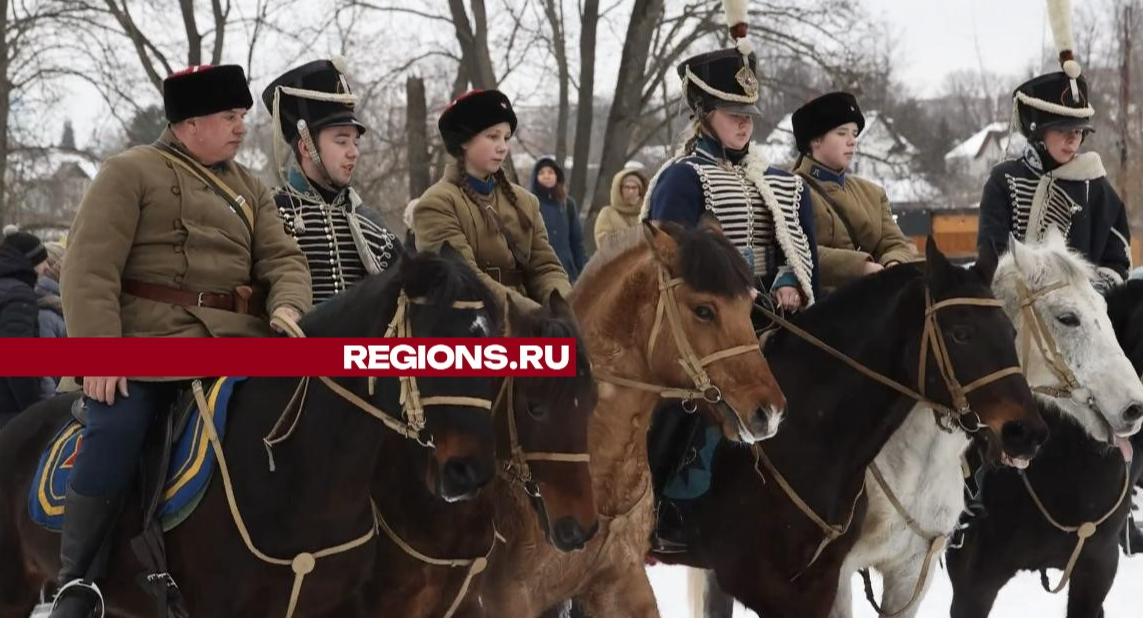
{"left": 553, "top": 516, "right": 588, "bottom": 550}
{"left": 1001, "top": 420, "right": 1028, "bottom": 445}
{"left": 443, "top": 457, "right": 483, "bottom": 490}
{"left": 1125, "top": 403, "right": 1143, "bottom": 423}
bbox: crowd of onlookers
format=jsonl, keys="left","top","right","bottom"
{"left": 0, "top": 224, "right": 66, "bottom": 427}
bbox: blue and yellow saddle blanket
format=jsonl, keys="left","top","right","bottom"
{"left": 29, "top": 377, "right": 246, "bottom": 533}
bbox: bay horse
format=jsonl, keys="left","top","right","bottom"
{"left": 357, "top": 289, "right": 599, "bottom": 618}
{"left": 828, "top": 232, "right": 1143, "bottom": 618}
{"left": 466, "top": 219, "right": 787, "bottom": 618}
{"left": 947, "top": 277, "right": 1143, "bottom": 618}
{"left": 0, "top": 246, "right": 506, "bottom": 618}
{"left": 660, "top": 238, "right": 1049, "bottom": 618}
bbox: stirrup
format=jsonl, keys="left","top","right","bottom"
{"left": 651, "top": 535, "right": 689, "bottom": 554}
{"left": 51, "top": 579, "right": 106, "bottom": 618}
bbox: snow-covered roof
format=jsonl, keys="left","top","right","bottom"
{"left": 7, "top": 147, "right": 101, "bottom": 181}
{"left": 757, "top": 111, "right": 937, "bottom": 203}
{"left": 944, "top": 123, "right": 1026, "bottom": 161}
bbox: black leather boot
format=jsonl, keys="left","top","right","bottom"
{"left": 49, "top": 485, "right": 123, "bottom": 618}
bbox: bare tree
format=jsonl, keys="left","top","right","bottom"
{"left": 568, "top": 0, "right": 598, "bottom": 210}
{"left": 406, "top": 75, "right": 431, "bottom": 199}
{"left": 538, "top": 0, "right": 569, "bottom": 164}
{"left": 0, "top": 0, "right": 86, "bottom": 227}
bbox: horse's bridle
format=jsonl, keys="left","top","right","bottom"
{"left": 493, "top": 376, "right": 592, "bottom": 539}
{"left": 267, "top": 291, "right": 497, "bottom": 451}
{"left": 755, "top": 285, "right": 1023, "bottom": 434}
{"left": 1012, "top": 278, "right": 1097, "bottom": 409}
{"left": 748, "top": 282, "right": 1025, "bottom": 578}
{"left": 593, "top": 263, "right": 763, "bottom": 435}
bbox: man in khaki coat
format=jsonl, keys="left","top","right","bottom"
{"left": 50, "top": 64, "right": 310, "bottom": 618}
{"left": 791, "top": 92, "right": 917, "bottom": 293}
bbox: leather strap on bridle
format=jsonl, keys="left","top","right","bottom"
{"left": 1020, "top": 463, "right": 1130, "bottom": 594}
{"left": 755, "top": 289, "right": 1020, "bottom": 432}
{"left": 748, "top": 284, "right": 1021, "bottom": 579}
{"left": 266, "top": 293, "right": 495, "bottom": 451}
{"left": 752, "top": 443, "right": 865, "bottom": 578}
{"left": 858, "top": 463, "right": 949, "bottom": 616}
{"left": 492, "top": 376, "right": 591, "bottom": 502}
{"left": 373, "top": 502, "right": 505, "bottom": 618}
{"left": 919, "top": 291, "right": 1023, "bottom": 427}
{"left": 1013, "top": 279, "right": 1085, "bottom": 400}
{"left": 595, "top": 263, "right": 761, "bottom": 410}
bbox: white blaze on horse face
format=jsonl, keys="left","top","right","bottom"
{"left": 470, "top": 313, "right": 491, "bottom": 336}
{"left": 996, "top": 237, "right": 1143, "bottom": 441}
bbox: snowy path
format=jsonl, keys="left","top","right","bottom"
{"left": 647, "top": 553, "right": 1143, "bottom": 618}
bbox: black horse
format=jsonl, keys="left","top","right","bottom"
{"left": 948, "top": 280, "right": 1143, "bottom": 618}
{"left": 649, "top": 239, "right": 1048, "bottom": 618}
{"left": 0, "top": 246, "right": 505, "bottom": 618}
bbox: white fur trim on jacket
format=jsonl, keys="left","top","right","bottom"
{"left": 1026, "top": 151, "right": 1105, "bottom": 244}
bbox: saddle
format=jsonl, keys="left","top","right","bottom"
{"left": 37, "top": 378, "right": 244, "bottom": 618}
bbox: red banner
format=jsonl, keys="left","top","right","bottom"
{"left": 0, "top": 338, "right": 577, "bottom": 377}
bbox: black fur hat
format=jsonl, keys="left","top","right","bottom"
{"left": 438, "top": 90, "right": 518, "bottom": 157}
{"left": 163, "top": 65, "right": 254, "bottom": 123}
{"left": 791, "top": 92, "right": 865, "bottom": 154}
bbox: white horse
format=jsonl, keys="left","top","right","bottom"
{"left": 829, "top": 230, "right": 1143, "bottom": 618}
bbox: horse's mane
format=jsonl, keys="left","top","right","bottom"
{"left": 1105, "top": 279, "right": 1143, "bottom": 372}
{"left": 512, "top": 302, "right": 595, "bottom": 405}
{"left": 992, "top": 238, "right": 1096, "bottom": 302}
{"left": 576, "top": 222, "right": 752, "bottom": 299}
{"left": 299, "top": 252, "right": 504, "bottom": 338}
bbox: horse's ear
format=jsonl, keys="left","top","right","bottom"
{"left": 438, "top": 241, "right": 464, "bottom": 263}
{"left": 697, "top": 211, "right": 724, "bottom": 235}
{"left": 546, "top": 289, "right": 574, "bottom": 321}
{"left": 641, "top": 220, "right": 673, "bottom": 266}
{"left": 398, "top": 252, "right": 446, "bottom": 299}
{"left": 925, "top": 236, "right": 955, "bottom": 286}
{"left": 973, "top": 240, "right": 1000, "bottom": 286}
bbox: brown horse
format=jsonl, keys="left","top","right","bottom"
{"left": 0, "top": 248, "right": 506, "bottom": 618}
{"left": 356, "top": 290, "right": 599, "bottom": 618}
{"left": 466, "top": 220, "right": 787, "bottom": 618}
{"left": 657, "top": 239, "right": 1049, "bottom": 618}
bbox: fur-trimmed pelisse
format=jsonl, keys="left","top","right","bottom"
{"left": 438, "top": 89, "right": 518, "bottom": 157}
{"left": 261, "top": 59, "right": 366, "bottom": 145}
{"left": 791, "top": 91, "right": 865, "bottom": 154}
{"left": 163, "top": 65, "right": 255, "bottom": 123}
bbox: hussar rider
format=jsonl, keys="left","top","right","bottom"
{"left": 976, "top": 3, "right": 1131, "bottom": 292}
{"left": 971, "top": 0, "right": 1138, "bottom": 552}
{"left": 263, "top": 58, "right": 402, "bottom": 304}
{"left": 643, "top": 0, "right": 820, "bottom": 552}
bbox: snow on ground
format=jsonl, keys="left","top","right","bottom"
{"left": 647, "top": 553, "right": 1143, "bottom": 617}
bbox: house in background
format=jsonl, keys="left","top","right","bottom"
{"left": 943, "top": 122, "right": 1026, "bottom": 181}
{"left": 6, "top": 147, "right": 102, "bottom": 237}
{"left": 757, "top": 111, "right": 939, "bottom": 207}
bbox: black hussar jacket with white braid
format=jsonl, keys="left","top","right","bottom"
{"left": 274, "top": 177, "right": 402, "bottom": 304}
{"left": 977, "top": 149, "right": 1131, "bottom": 288}
{"left": 645, "top": 136, "right": 820, "bottom": 303}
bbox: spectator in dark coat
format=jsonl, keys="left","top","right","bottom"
{"left": 530, "top": 156, "right": 586, "bottom": 282}
{"left": 0, "top": 228, "right": 51, "bottom": 425}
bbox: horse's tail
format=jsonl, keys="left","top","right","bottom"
{"left": 687, "top": 567, "right": 707, "bottom": 618}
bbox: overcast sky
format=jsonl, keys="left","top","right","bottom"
{"left": 53, "top": 0, "right": 1061, "bottom": 150}
{"left": 863, "top": 0, "right": 1052, "bottom": 95}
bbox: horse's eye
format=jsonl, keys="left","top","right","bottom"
{"left": 528, "top": 403, "right": 549, "bottom": 420}
{"left": 693, "top": 305, "right": 715, "bottom": 322}
{"left": 1056, "top": 313, "right": 1081, "bottom": 327}
{"left": 950, "top": 325, "right": 974, "bottom": 344}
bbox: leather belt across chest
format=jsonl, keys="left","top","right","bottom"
{"left": 122, "top": 278, "right": 265, "bottom": 316}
